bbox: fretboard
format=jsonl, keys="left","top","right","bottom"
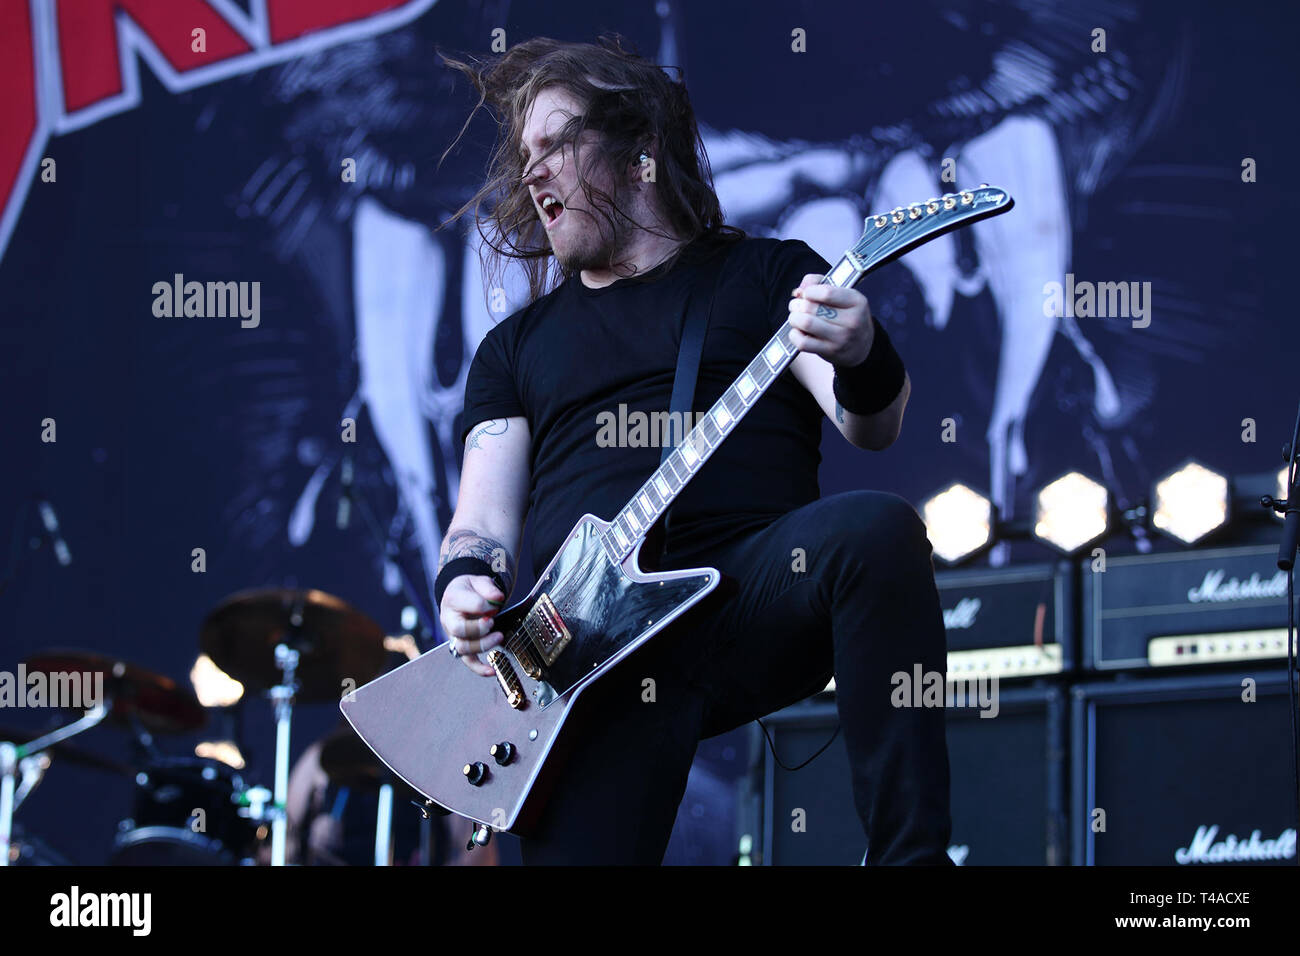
{"left": 598, "top": 270, "right": 844, "bottom": 564}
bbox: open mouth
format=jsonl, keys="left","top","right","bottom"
{"left": 541, "top": 195, "right": 565, "bottom": 226}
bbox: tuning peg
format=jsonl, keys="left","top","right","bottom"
{"left": 926, "top": 198, "right": 940, "bottom": 213}
{"left": 960, "top": 190, "right": 974, "bottom": 204}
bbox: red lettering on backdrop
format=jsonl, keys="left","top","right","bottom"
{"left": 267, "top": 0, "right": 413, "bottom": 44}
{"left": 1, "top": 0, "right": 431, "bottom": 264}
{"left": 57, "top": 0, "right": 254, "bottom": 113}
{"left": 0, "top": 0, "right": 36, "bottom": 224}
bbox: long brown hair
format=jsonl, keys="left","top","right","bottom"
{"left": 436, "top": 35, "right": 743, "bottom": 305}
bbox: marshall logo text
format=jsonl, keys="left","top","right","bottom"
{"left": 1186, "top": 569, "right": 1287, "bottom": 604}
{"left": 1174, "top": 825, "right": 1296, "bottom": 864}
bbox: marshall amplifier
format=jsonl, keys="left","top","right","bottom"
{"left": 1081, "top": 544, "right": 1297, "bottom": 671}
{"left": 820, "top": 562, "right": 1074, "bottom": 696}
{"left": 1072, "top": 670, "right": 1298, "bottom": 866}
{"left": 741, "top": 687, "right": 1067, "bottom": 865}
{"left": 936, "top": 562, "right": 1075, "bottom": 681}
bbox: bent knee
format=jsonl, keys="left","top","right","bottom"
{"left": 823, "top": 491, "right": 929, "bottom": 553}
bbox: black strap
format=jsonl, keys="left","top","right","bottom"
{"left": 656, "top": 245, "right": 728, "bottom": 553}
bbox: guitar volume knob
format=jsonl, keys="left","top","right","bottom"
{"left": 490, "top": 742, "right": 515, "bottom": 766}
{"left": 463, "top": 762, "right": 487, "bottom": 786}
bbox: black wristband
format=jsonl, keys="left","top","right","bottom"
{"left": 832, "top": 316, "right": 907, "bottom": 416}
{"left": 435, "top": 557, "right": 506, "bottom": 610}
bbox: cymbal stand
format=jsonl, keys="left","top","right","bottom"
{"left": 269, "top": 643, "right": 299, "bottom": 866}
{"left": 0, "top": 702, "right": 107, "bottom": 866}
{"left": 375, "top": 779, "right": 393, "bottom": 866}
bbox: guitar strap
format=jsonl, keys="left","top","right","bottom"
{"left": 654, "top": 240, "right": 730, "bottom": 558}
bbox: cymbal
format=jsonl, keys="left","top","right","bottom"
{"left": 22, "top": 650, "right": 207, "bottom": 735}
{"left": 0, "top": 723, "right": 131, "bottom": 775}
{"left": 199, "top": 588, "right": 386, "bottom": 703}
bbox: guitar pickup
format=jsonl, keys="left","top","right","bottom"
{"left": 512, "top": 638, "right": 545, "bottom": 680}
{"left": 526, "top": 593, "right": 572, "bottom": 666}
{"left": 487, "top": 649, "right": 525, "bottom": 709}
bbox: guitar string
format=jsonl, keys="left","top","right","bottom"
{"left": 494, "top": 395, "right": 746, "bottom": 668}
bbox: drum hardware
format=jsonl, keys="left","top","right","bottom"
{"left": 319, "top": 721, "right": 427, "bottom": 866}
{"left": 24, "top": 650, "right": 208, "bottom": 735}
{"left": 268, "top": 643, "right": 297, "bottom": 866}
{"left": 0, "top": 703, "right": 109, "bottom": 867}
{"left": 198, "top": 588, "right": 388, "bottom": 865}
{"left": 110, "top": 757, "right": 263, "bottom": 866}
{"left": 6, "top": 823, "right": 74, "bottom": 865}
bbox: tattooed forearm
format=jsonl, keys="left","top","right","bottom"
{"left": 465, "top": 419, "right": 509, "bottom": 451}
{"left": 439, "top": 528, "right": 516, "bottom": 594}
{"left": 835, "top": 400, "right": 845, "bottom": 424}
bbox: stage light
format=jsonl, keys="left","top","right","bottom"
{"left": 190, "top": 653, "right": 244, "bottom": 707}
{"left": 194, "top": 740, "right": 245, "bottom": 769}
{"left": 921, "top": 482, "right": 994, "bottom": 564}
{"left": 1033, "top": 471, "right": 1110, "bottom": 553}
{"left": 1151, "top": 459, "right": 1230, "bottom": 546}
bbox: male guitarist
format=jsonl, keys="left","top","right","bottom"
{"left": 434, "top": 36, "right": 954, "bottom": 865}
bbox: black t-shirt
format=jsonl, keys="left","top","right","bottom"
{"left": 460, "top": 232, "right": 832, "bottom": 575}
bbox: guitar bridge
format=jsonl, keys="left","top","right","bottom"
{"left": 487, "top": 649, "right": 525, "bottom": 709}
{"left": 524, "top": 593, "right": 572, "bottom": 666}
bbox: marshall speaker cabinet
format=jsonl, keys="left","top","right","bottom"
{"left": 1081, "top": 544, "right": 1296, "bottom": 671}
{"left": 742, "top": 686, "right": 1067, "bottom": 865}
{"left": 1071, "top": 670, "right": 1297, "bottom": 866}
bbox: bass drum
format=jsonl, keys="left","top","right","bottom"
{"left": 110, "top": 757, "right": 263, "bottom": 865}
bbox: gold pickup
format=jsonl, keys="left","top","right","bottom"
{"left": 523, "top": 593, "right": 572, "bottom": 666}
{"left": 512, "top": 634, "right": 545, "bottom": 679}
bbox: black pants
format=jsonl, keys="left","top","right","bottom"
{"left": 517, "top": 490, "right": 954, "bottom": 865}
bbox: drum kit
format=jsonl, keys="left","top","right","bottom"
{"left": 0, "top": 587, "right": 434, "bottom": 866}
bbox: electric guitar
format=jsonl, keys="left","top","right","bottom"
{"left": 340, "top": 185, "right": 1014, "bottom": 836}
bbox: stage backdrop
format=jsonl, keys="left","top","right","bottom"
{"left": 1, "top": 0, "right": 1295, "bottom": 864}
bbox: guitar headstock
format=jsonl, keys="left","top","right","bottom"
{"left": 826, "top": 184, "right": 1014, "bottom": 286}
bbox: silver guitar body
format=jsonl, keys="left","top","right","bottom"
{"left": 340, "top": 514, "right": 718, "bottom": 833}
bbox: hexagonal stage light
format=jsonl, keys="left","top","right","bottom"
{"left": 1032, "top": 471, "right": 1111, "bottom": 554}
{"left": 921, "top": 482, "right": 994, "bottom": 565}
{"left": 1151, "top": 459, "right": 1230, "bottom": 546}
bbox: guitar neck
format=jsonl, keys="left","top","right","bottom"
{"left": 597, "top": 185, "right": 1014, "bottom": 564}
{"left": 599, "top": 262, "right": 854, "bottom": 564}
